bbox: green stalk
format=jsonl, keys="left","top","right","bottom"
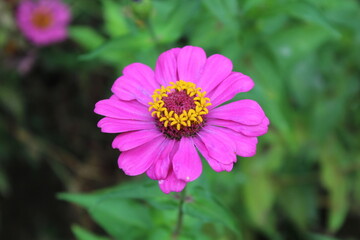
{"left": 172, "top": 188, "right": 187, "bottom": 239}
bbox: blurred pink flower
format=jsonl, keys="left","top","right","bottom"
{"left": 16, "top": 0, "right": 71, "bottom": 46}
{"left": 95, "top": 46, "right": 269, "bottom": 194}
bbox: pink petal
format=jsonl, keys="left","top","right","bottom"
{"left": 112, "top": 129, "right": 162, "bottom": 151}
{"left": 51, "top": 1, "right": 71, "bottom": 24}
{"left": 146, "top": 139, "right": 176, "bottom": 180}
{"left": 94, "top": 99, "right": 152, "bottom": 121}
{"left": 118, "top": 136, "right": 164, "bottom": 176}
{"left": 123, "top": 63, "right": 158, "bottom": 91}
{"left": 97, "top": 118, "right": 155, "bottom": 133}
{"left": 17, "top": 1, "right": 35, "bottom": 20}
{"left": 194, "top": 137, "right": 233, "bottom": 172}
{"left": 207, "top": 117, "right": 270, "bottom": 137}
{"left": 219, "top": 128, "right": 258, "bottom": 157}
{"left": 38, "top": 0, "right": 71, "bottom": 24}
{"left": 208, "top": 72, "right": 254, "bottom": 108}
{"left": 209, "top": 99, "right": 266, "bottom": 125}
{"left": 155, "top": 48, "right": 180, "bottom": 86}
{"left": 112, "top": 63, "right": 158, "bottom": 105}
{"left": 177, "top": 46, "right": 206, "bottom": 84}
{"left": 197, "top": 54, "right": 233, "bottom": 93}
{"left": 159, "top": 170, "right": 186, "bottom": 194}
{"left": 25, "top": 27, "right": 68, "bottom": 46}
{"left": 196, "top": 126, "right": 237, "bottom": 164}
{"left": 110, "top": 94, "right": 120, "bottom": 100}
{"left": 172, "top": 137, "right": 202, "bottom": 182}
{"left": 207, "top": 158, "right": 234, "bottom": 172}
{"left": 111, "top": 76, "right": 151, "bottom": 104}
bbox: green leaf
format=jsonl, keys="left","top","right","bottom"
{"left": 58, "top": 179, "right": 180, "bottom": 216}
{"left": 102, "top": 0, "right": 129, "bottom": 37}
{"left": 311, "top": 97, "right": 347, "bottom": 141}
{"left": 89, "top": 198, "right": 152, "bottom": 238}
{"left": 242, "top": 0, "right": 266, "bottom": 13}
{"left": 354, "top": 165, "right": 360, "bottom": 205}
{"left": 0, "top": 169, "right": 9, "bottom": 196}
{"left": 319, "top": 0, "right": 360, "bottom": 30}
{"left": 244, "top": 54, "right": 293, "bottom": 148}
{"left": 287, "top": 56, "right": 320, "bottom": 108}
{"left": 202, "top": 0, "right": 238, "bottom": 27}
{"left": 79, "top": 32, "right": 153, "bottom": 64}
{"left": 0, "top": 1, "right": 15, "bottom": 47}
{"left": 72, "top": 225, "right": 110, "bottom": 240}
{"left": 184, "top": 186, "right": 242, "bottom": 238}
{"left": 58, "top": 192, "right": 102, "bottom": 209}
{"left": 58, "top": 179, "right": 163, "bottom": 206}
{"left": 286, "top": 2, "right": 340, "bottom": 37}
{"left": 248, "top": 53, "right": 284, "bottom": 100}
{"left": 262, "top": 135, "right": 284, "bottom": 172}
{"left": 151, "top": 0, "right": 199, "bottom": 43}
{"left": 189, "top": 14, "right": 232, "bottom": 50}
{"left": 279, "top": 185, "right": 317, "bottom": 230}
{"left": 242, "top": 162, "right": 275, "bottom": 226}
{"left": 320, "top": 142, "right": 349, "bottom": 232}
{"left": 0, "top": 86, "right": 24, "bottom": 121}
{"left": 59, "top": 180, "right": 160, "bottom": 239}
{"left": 308, "top": 233, "right": 341, "bottom": 240}
{"left": 147, "top": 228, "right": 172, "bottom": 240}
{"left": 268, "top": 25, "right": 331, "bottom": 68}
{"left": 69, "top": 26, "right": 105, "bottom": 50}
{"left": 256, "top": 14, "right": 288, "bottom": 35}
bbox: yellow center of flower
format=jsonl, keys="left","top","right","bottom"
{"left": 31, "top": 9, "right": 53, "bottom": 29}
{"left": 149, "top": 80, "right": 211, "bottom": 133}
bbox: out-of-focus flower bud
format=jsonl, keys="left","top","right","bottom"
{"left": 131, "top": 0, "right": 152, "bottom": 21}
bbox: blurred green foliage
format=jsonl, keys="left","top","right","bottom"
{"left": 1, "top": 0, "right": 360, "bottom": 239}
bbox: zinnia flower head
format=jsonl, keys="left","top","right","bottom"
{"left": 95, "top": 46, "right": 269, "bottom": 194}
{"left": 16, "top": 0, "right": 71, "bottom": 46}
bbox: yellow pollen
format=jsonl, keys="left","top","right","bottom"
{"left": 148, "top": 80, "right": 212, "bottom": 130}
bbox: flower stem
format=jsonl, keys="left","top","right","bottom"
{"left": 172, "top": 188, "right": 187, "bottom": 239}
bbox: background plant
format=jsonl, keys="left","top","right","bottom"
{"left": 0, "top": 0, "right": 359, "bottom": 239}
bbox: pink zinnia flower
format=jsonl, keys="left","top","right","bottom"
{"left": 95, "top": 46, "right": 269, "bottom": 194}
{"left": 16, "top": 0, "right": 71, "bottom": 46}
